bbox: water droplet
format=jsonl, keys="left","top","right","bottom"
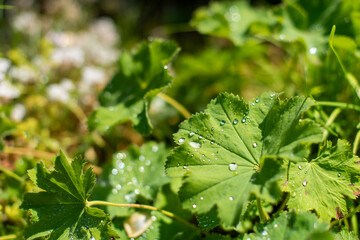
{"left": 309, "top": 47, "right": 317, "bottom": 55}
{"left": 241, "top": 117, "right": 246, "bottom": 123}
{"left": 255, "top": 98, "right": 259, "bottom": 103}
{"left": 262, "top": 230, "right": 268, "bottom": 236}
{"left": 274, "top": 224, "right": 278, "bottom": 228}
{"left": 198, "top": 135, "right": 203, "bottom": 140}
{"left": 116, "top": 184, "right": 122, "bottom": 190}
{"left": 183, "top": 165, "right": 188, "bottom": 169}
{"left": 116, "top": 152, "right": 126, "bottom": 159}
{"left": 250, "top": 177, "right": 256, "bottom": 182}
{"left": 152, "top": 145, "right": 159, "bottom": 152}
{"left": 189, "top": 132, "right": 195, "bottom": 137}
{"left": 338, "top": 173, "right": 341, "bottom": 177}
{"left": 252, "top": 142, "right": 257, "bottom": 148}
{"left": 210, "top": 140, "right": 215, "bottom": 144}
{"left": 233, "top": 119, "right": 238, "bottom": 125}
{"left": 112, "top": 188, "right": 118, "bottom": 194}
{"left": 178, "top": 138, "right": 185, "bottom": 144}
{"left": 279, "top": 34, "right": 285, "bottom": 40}
{"left": 298, "top": 165, "right": 302, "bottom": 170}
{"left": 139, "top": 166, "right": 145, "bottom": 172}
{"left": 145, "top": 160, "right": 151, "bottom": 166}
{"left": 229, "top": 196, "right": 234, "bottom": 201}
{"left": 228, "top": 163, "right": 238, "bottom": 171}
{"left": 139, "top": 155, "right": 145, "bottom": 161}
{"left": 192, "top": 204, "right": 197, "bottom": 209}
{"left": 200, "top": 197, "right": 204, "bottom": 200}
{"left": 112, "top": 168, "right": 118, "bottom": 175}
{"left": 302, "top": 180, "right": 307, "bottom": 187}
{"left": 164, "top": 65, "right": 168, "bottom": 69}
{"left": 270, "top": 93, "right": 275, "bottom": 97}
{"left": 90, "top": 237, "right": 95, "bottom": 240}
{"left": 190, "top": 142, "right": 201, "bottom": 148}
{"left": 134, "top": 189, "right": 140, "bottom": 195}
{"left": 220, "top": 120, "right": 226, "bottom": 126}
{"left": 252, "top": 102, "right": 255, "bottom": 106}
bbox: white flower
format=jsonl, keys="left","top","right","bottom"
{"left": 86, "top": 44, "right": 120, "bottom": 66}
{"left": 10, "top": 103, "right": 26, "bottom": 122}
{"left": 12, "top": 12, "right": 41, "bottom": 35}
{"left": 0, "top": 58, "right": 11, "bottom": 82}
{"left": 9, "top": 66, "right": 37, "bottom": 83}
{"left": 47, "top": 84, "right": 70, "bottom": 103}
{"left": 81, "top": 66, "right": 105, "bottom": 85}
{"left": 60, "top": 78, "right": 75, "bottom": 91}
{"left": 90, "top": 18, "right": 119, "bottom": 46}
{"left": 0, "top": 81, "right": 20, "bottom": 99}
{"left": 51, "top": 47, "right": 85, "bottom": 67}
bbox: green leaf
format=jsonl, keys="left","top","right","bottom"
{"left": 21, "top": 150, "right": 117, "bottom": 240}
{"left": 191, "top": 1, "right": 276, "bottom": 45}
{"left": 88, "top": 39, "right": 180, "bottom": 134}
{"left": 244, "top": 212, "right": 331, "bottom": 240}
{"left": 334, "top": 230, "right": 359, "bottom": 240}
{"left": 166, "top": 92, "right": 322, "bottom": 227}
{"left": 283, "top": 139, "right": 360, "bottom": 222}
{"left": 100, "top": 142, "right": 170, "bottom": 217}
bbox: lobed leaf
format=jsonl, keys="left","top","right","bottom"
{"left": 21, "top": 150, "right": 117, "bottom": 240}
{"left": 88, "top": 39, "right": 180, "bottom": 135}
{"left": 283, "top": 140, "right": 360, "bottom": 222}
{"left": 166, "top": 92, "right": 322, "bottom": 228}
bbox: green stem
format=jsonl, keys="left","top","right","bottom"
{"left": 157, "top": 92, "right": 191, "bottom": 119}
{"left": 0, "top": 234, "right": 16, "bottom": 240}
{"left": 277, "top": 192, "right": 290, "bottom": 214}
{"left": 329, "top": 26, "right": 360, "bottom": 100}
{"left": 353, "top": 129, "right": 360, "bottom": 155}
{"left": 330, "top": 204, "right": 360, "bottom": 228}
{"left": 351, "top": 214, "right": 358, "bottom": 235}
{"left": 322, "top": 108, "right": 341, "bottom": 141}
{"left": 86, "top": 200, "right": 198, "bottom": 230}
{"left": 256, "top": 198, "right": 270, "bottom": 223}
{"left": 0, "top": 165, "right": 23, "bottom": 183}
{"left": 316, "top": 101, "right": 360, "bottom": 112}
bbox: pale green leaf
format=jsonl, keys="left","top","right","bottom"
{"left": 283, "top": 139, "right": 360, "bottom": 222}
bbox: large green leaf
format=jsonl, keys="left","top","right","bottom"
{"left": 21, "top": 151, "right": 117, "bottom": 240}
{"left": 244, "top": 212, "right": 332, "bottom": 240}
{"left": 283, "top": 139, "right": 360, "bottom": 222}
{"left": 88, "top": 39, "right": 180, "bottom": 134}
{"left": 166, "top": 92, "right": 322, "bottom": 228}
{"left": 99, "top": 142, "right": 170, "bottom": 217}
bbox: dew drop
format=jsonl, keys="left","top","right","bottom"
{"left": 228, "top": 163, "right": 238, "bottom": 171}
{"left": 233, "top": 119, "right": 238, "bottom": 125}
{"left": 118, "top": 161, "right": 125, "bottom": 169}
{"left": 164, "top": 65, "right": 168, "bottom": 69}
{"left": 220, "top": 120, "right": 226, "bottom": 126}
{"left": 338, "top": 173, "right": 341, "bottom": 177}
{"left": 309, "top": 47, "right": 317, "bottom": 55}
{"left": 200, "top": 197, "right": 204, "bottom": 200}
{"left": 116, "top": 184, "right": 122, "bottom": 190}
{"left": 192, "top": 204, "right": 197, "bottom": 209}
{"left": 90, "top": 237, "right": 95, "bottom": 240}
{"left": 274, "top": 224, "right": 278, "bottom": 228}
{"left": 134, "top": 189, "right": 140, "bottom": 195}
{"left": 152, "top": 145, "right": 159, "bottom": 152}
{"left": 139, "top": 166, "right": 145, "bottom": 172}
{"left": 112, "top": 188, "right": 118, "bottom": 194}
{"left": 229, "top": 196, "right": 234, "bottom": 201}
{"left": 252, "top": 142, "right": 257, "bottom": 148}
{"left": 262, "top": 230, "right": 268, "bottom": 236}
{"left": 183, "top": 165, "right": 188, "bottom": 169}
{"left": 270, "top": 93, "right": 275, "bottom": 97}
{"left": 198, "top": 135, "right": 203, "bottom": 140}
{"left": 139, "top": 155, "right": 145, "bottom": 161}
{"left": 189, "top": 132, "right": 195, "bottom": 137}
{"left": 298, "top": 165, "right": 302, "bottom": 170}
{"left": 190, "top": 142, "right": 201, "bottom": 148}
{"left": 178, "top": 138, "right": 185, "bottom": 144}
{"left": 302, "top": 180, "right": 307, "bottom": 187}
{"left": 255, "top": 98, "right": 260, "bottom": 103}
{"left": 116, "top": 152, "right": 126, "bottom": 159}
{"left": 112, "top": 168, "right": 118, "bottom": 175}
{"left": 210, "top": 140, "right": 215, "bottom": 144}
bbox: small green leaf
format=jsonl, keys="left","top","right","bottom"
{"left": 88, "top": 39, "right": 180, "bottom": 135}
{"left": 284, "top": 140, "right": 360, "bottom": 222}
{"left": 334, "top": 230, "right": 359, "bottom": 240}
{"left": 100, "top": 142, "right": 170, "bottom": 217}
{"left": 21, "top": 150, "right": 117, "bottom": 240}
{"left": 166, "top": 92, "right": 322, "bottom": 227}
{"left": 244, "top": 212, "right": 331, "bottom": 240}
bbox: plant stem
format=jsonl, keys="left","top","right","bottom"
{"left": 157, "top": 92, "right": 191, "bottom": 119}
{"left": 316, "top": 101, "right": 360, "bottom": 112}
{"left": 351, "top": 214, "right": 358, "bottom": 235}
{"left": 3, "top": 146, "right": 55, "bottom": 160}
{"left": 276, "top": 192, "right": 290, "bottom": 214}
{"left": 322, "top": 108, "right": 341, "bottom": 141}
{"left": 256, "top": 198, "right": 270, "bottom": 223}
{"left": 353, "top": 129, "right": 360, "bottom": 155}
{"left": 330, "top": 204, "right": 360, "bottom": 228}
{"left": 0, "top": 165, "right": 23, "bottom": 183}
{"left": 86, "top": 200, "right": 198, "bottom": 230}
{"left": 0, "top": 234, "right": 17, "bottom": 240}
